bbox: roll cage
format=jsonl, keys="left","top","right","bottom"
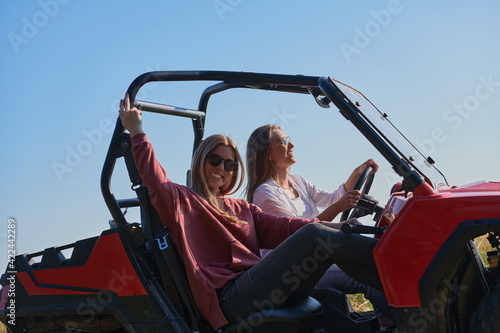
{"left": 101, "top": 70, "right": 436, "bottom": 229}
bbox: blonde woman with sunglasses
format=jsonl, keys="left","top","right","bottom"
{"left": 119, "top": 94, "right": 382, "bottom": 331}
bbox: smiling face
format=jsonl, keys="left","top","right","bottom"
{"left": 268, "top": 128, "right": 296, "bottom": 171}
{"left": 204, "top": 144, "right": 237, "bottom": 194}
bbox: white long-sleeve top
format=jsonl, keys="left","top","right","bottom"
{"left": 253, "top": 174, "right": 346, "bottom": 219}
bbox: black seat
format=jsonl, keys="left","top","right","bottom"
{"left": 221, "top": 296, "right": 323, "bottom": 333}
{"left": 151, "top": 225, "right": 323, "bottom": 333}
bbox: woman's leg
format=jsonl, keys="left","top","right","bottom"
{"left": 218, "top": 223, "right": 380, "bottom": 322}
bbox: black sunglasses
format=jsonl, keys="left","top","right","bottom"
{"left": 207, "top": 153, "right": 238, "bottom": 172}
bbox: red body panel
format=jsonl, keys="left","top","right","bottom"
{"left": 18, "top": 233, "right": 148, "bottom": 297}
{"left": 374, "top": 181, "right": 500, "bottom": 307}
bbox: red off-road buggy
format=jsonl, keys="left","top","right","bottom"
{"left": 1, "top": 71, "right": 499, "bottom": 333}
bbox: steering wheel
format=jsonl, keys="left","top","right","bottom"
{"left": 340, "top": 166, "right": 375, "bottom": 221}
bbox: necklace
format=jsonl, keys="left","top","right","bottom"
{"left": 281, "top": 183, "right": 298, "bottom": 199}
{"left": 273, "top": 176, "right": 293, "bottom": 190}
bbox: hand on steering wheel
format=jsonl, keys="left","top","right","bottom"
{"left": 340, "top": 166, "right": 375, "bottom": 221}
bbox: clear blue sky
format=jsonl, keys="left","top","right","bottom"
{"left": 2, "top": 1, "right": 500, "bottom": 270}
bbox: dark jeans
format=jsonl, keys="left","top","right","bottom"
{"left": 218, "top": 223, "right": 381, "bottom": 323}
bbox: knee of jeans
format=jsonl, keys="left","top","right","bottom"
{"left": 302, "top": 222, "right": 323, "bottom": 234}
{"left": 296, "top": 223, "right": 336, "bottom": 248}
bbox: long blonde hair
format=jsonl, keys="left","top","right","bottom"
{"left": 245, "top": 125, "right": 280, "bottom": 203}
{"left": 191, "top": 134, "right": 246, "bottom": 223}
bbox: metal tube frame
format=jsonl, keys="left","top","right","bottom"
{"left": 100, "top": 70, "right": 424, "bottom": 228}
{"left": 101, "top": 71, "right": 320, "bottom": 227}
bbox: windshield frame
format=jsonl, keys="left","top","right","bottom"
{"left": 319, "top": 76, "right": 448, "bottom": 192}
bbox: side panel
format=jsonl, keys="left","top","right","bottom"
{"left": 390, "top": 230, "right": 492, "bottom": 333}
{"left": 0, "top": 229, "right": 193, "bottom": 332}
{"left": 374, "top": 190, "right": 500, "bottom": 308}
{"left": 18, "top": 233, "right": 147, "bottom": 297}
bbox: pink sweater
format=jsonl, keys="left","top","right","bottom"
{"left": 131, "top": 134, "right": 311, "bottom": 329}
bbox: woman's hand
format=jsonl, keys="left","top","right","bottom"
{"left": 321, "top": 218, "right": 363, "bottom": 230}
{"left": 354, "top": 159, "right": 379, "bottom": 175}
{"left": 343, "top": 217, "right": 362, "bottom": 226}
{"left": 119, "top": 93, "right": 144, "bottom": 137}
{"left": 345, "top": 159, "right": 379, "bottom": 191}
{"left": 336, "top": 190, "right": 362, "bottom": 212}
{"left": 316, "top": 190, "right": 361, "bottom": 222}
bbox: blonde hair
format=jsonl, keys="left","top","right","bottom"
{"left": 191, "top": 134, "right": 246, "bottom": 223}
{"left": 245, "top": 125, "right": 280, "bottom": 203}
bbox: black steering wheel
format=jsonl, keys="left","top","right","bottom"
{"left": 340, "top": 166, "right": 375, "bottom": 221}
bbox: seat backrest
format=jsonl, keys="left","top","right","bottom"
{"left": 143, "top": 201, "right": 211, "bottom": 332}
{"left": 121, "top": 133, "right": 213, "bottom": 332}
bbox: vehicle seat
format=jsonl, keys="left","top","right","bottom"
{"left": 153, "top": 226, "right": 323, "bottom": 333}
{"left": 221, "top": 296, "right": 323, "bottom": 333}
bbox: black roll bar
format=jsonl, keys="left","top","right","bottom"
{"left": 101, "top": 70, "right": 425, "bottom": 229}
{"left": 101, "top": 71, "right": 320, "bottom": 228}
